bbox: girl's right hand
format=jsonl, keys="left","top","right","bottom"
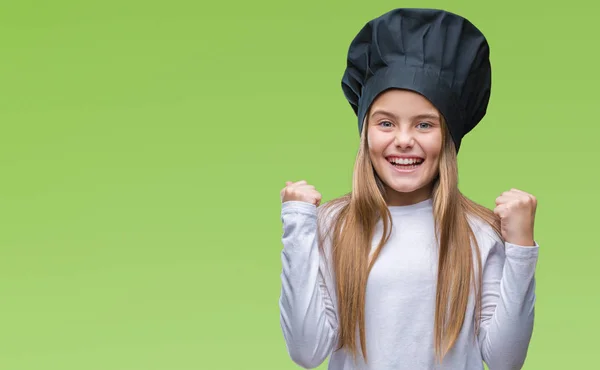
{"left": 280, "top": 180, "right": 322, "bottom": 207}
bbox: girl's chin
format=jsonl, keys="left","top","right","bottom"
{"left": 387, "top": 185, "right": 422, "bottom": 194}
{"left": 383, "top": 177, "right": 434, "bottom": 195}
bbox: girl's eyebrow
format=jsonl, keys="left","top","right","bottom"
{"left": 370, "top": 109, "right": 440, "bottom": 121}
{"left": 413, "top": 113, "right": 440, "bottom": 121}
{"left": 370, "top": 109, "right": 396, "bottom": 119}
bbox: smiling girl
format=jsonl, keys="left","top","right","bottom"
{"left": 278, "top": 8, "right": 539, "bottom": 370}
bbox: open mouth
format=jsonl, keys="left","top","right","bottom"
{"left": 386, "top": 156, "right": 424, "bottom": 170}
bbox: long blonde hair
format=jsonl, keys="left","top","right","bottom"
{"left": 317, "top": 114, "right": 501, "bottom": 364}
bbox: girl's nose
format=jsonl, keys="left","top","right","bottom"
{"left": 394, "top": 129, "right": 415, "bottom": 149}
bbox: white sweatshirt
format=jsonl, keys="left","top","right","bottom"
{"left": 279, "top": 197, "right": 539, "bottom": 370}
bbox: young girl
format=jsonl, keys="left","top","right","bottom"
{"left": 278, "top": 8, "right": 539, "bottom": 370}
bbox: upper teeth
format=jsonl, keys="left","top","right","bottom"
{"left": 389, "top": 158, "right": 422, "bottom": 165}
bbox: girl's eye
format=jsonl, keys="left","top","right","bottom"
{"left": 417, "top": 122, "right": 432, "bottom": 129}
{"left": 379, "top": 121, "right": 393, "bottom": 128}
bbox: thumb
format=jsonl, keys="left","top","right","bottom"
{"left": 286, "top": 181, "right": 293, "bottom": 186}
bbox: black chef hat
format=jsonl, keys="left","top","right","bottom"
{"left": 341, "top": 8, "right": 492, "bottom": 152}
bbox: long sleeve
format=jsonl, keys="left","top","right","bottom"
{"left": 279, "top": 200, "right": 339, "bottom": 369}
{"left": 478, "top": 237, "right": 540, "bottom": 370}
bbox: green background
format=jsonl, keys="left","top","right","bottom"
{"left": 0, "top": 0, "right": 597, "bottom": 369}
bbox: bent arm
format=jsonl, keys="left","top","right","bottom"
{"left": 479, "top": 240, "right": 539, "bottom": 370}
{"left": 279, "top": 201, "right": 338, "bottom": 369}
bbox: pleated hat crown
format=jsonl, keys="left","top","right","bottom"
{"left": 341, "top": 8, "right": 492, "bottom": 152}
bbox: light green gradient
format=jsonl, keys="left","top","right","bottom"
{"left": 0, "top": 1, "right": 598, "bottom": 369}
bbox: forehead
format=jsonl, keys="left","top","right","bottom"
{"left": 370, "top": 89, "right": 439, "bottom": 116}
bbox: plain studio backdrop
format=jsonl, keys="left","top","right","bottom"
{"left": 0, "top": 0, "right": 597, "bottom": 369}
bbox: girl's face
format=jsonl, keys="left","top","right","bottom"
{"left": 367, "top": 89, "right": 443, "bottom": 206}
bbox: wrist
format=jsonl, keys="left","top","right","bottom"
{"left": 507, "top": 238, "right": 535, "bottom": 247}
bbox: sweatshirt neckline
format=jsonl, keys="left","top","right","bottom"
{"left": 387, "top": 197, "right": 433, "bottom": 215}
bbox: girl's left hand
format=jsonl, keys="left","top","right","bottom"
{"left": 494, "top": 188, "right": 538, "bottom": 247}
